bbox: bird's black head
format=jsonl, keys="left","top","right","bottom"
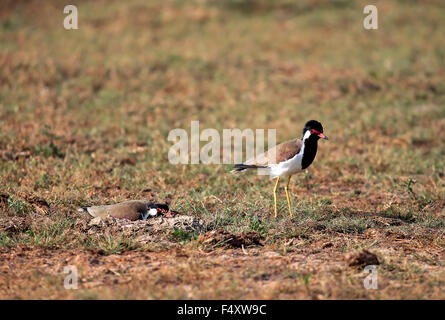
{"left": 303, "top": 120, "right": 328, "bottom": 140}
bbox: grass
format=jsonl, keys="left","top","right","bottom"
{"left": 171, "top": 229, "right": 200, "bottom": 244}
{"left": 0, "top": 0, "right": 444, "bottom": 299}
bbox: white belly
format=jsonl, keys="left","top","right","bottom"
{"left": 269, "top": 152, "right": 303, "bottom": 178}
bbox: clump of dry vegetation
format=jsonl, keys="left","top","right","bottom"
{"left": 0, "top": 0, "right": 444, "bottom": 299}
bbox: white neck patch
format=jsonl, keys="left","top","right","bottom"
{"left": 302, "top": 130, "right": 311, "bottom": 141}
{"left": 296, "top": 130, "right": 311, "bottom": 156}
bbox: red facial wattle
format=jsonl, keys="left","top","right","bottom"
{"left": 310, "top": 129, "right": 328, "bottom": 140}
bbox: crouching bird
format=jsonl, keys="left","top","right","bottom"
{"left": 78, "top": 200, "right": 169, "bottom": 220}
{"left": 231, "top": 120, "right": 328, "bottom": 217}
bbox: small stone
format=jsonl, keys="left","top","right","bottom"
{"left": 322, "top": 242, "right": 333, "bottom": 249}
{"left": 88, "top": 217, "right": 104, "bottom": 227}
{"left": 264, "top": 251, "right": 281, "bottom": 258}
{"left": 345, "top": 249, "right": 380, "bottom": 267}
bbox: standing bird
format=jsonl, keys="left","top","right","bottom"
{"left": 232, "top": 120, "right": 328, "bottom": 217}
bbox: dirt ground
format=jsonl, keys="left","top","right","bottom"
{"left": 1, "top": 239, "right": 443, "bottom": 299}
{"left": 1, "top": 209, "right": 443, "bottom": 299}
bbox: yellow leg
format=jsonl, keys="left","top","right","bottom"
{"left": 285, "top": 176, "right": 292, "bottom": 217}
{"left": 273, "top": 177, "right": 280, "bottom": 217}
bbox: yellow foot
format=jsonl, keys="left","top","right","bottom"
{"left": 285, "top": 176, "right": 292, "bottom": 217}
{"left": 273, "top": 177, "right": 280, "bottom": 217}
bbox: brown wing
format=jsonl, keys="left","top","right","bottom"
{"left": 86, "top": 200, "right": 149, "bottom": 220}
{"left": 245, "top": 138, "right": 302, "bottom": 166}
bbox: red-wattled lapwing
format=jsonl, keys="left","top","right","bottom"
{"left": 78, "top": 200, "right": 169, "bottom": 220}
{"left": 232, "top": 120, "right": 328, "bottom": 217}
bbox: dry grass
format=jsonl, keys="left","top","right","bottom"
{"left": 0, "top": 0, "right": 444, "bottom": 299}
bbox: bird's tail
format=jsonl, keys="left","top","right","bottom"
{"left": 230, "top": 164, "right": 267, "bottom": 174}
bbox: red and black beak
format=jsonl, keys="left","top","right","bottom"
{"left": 318, "top": 132, "right": 328, "bottom": 140}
